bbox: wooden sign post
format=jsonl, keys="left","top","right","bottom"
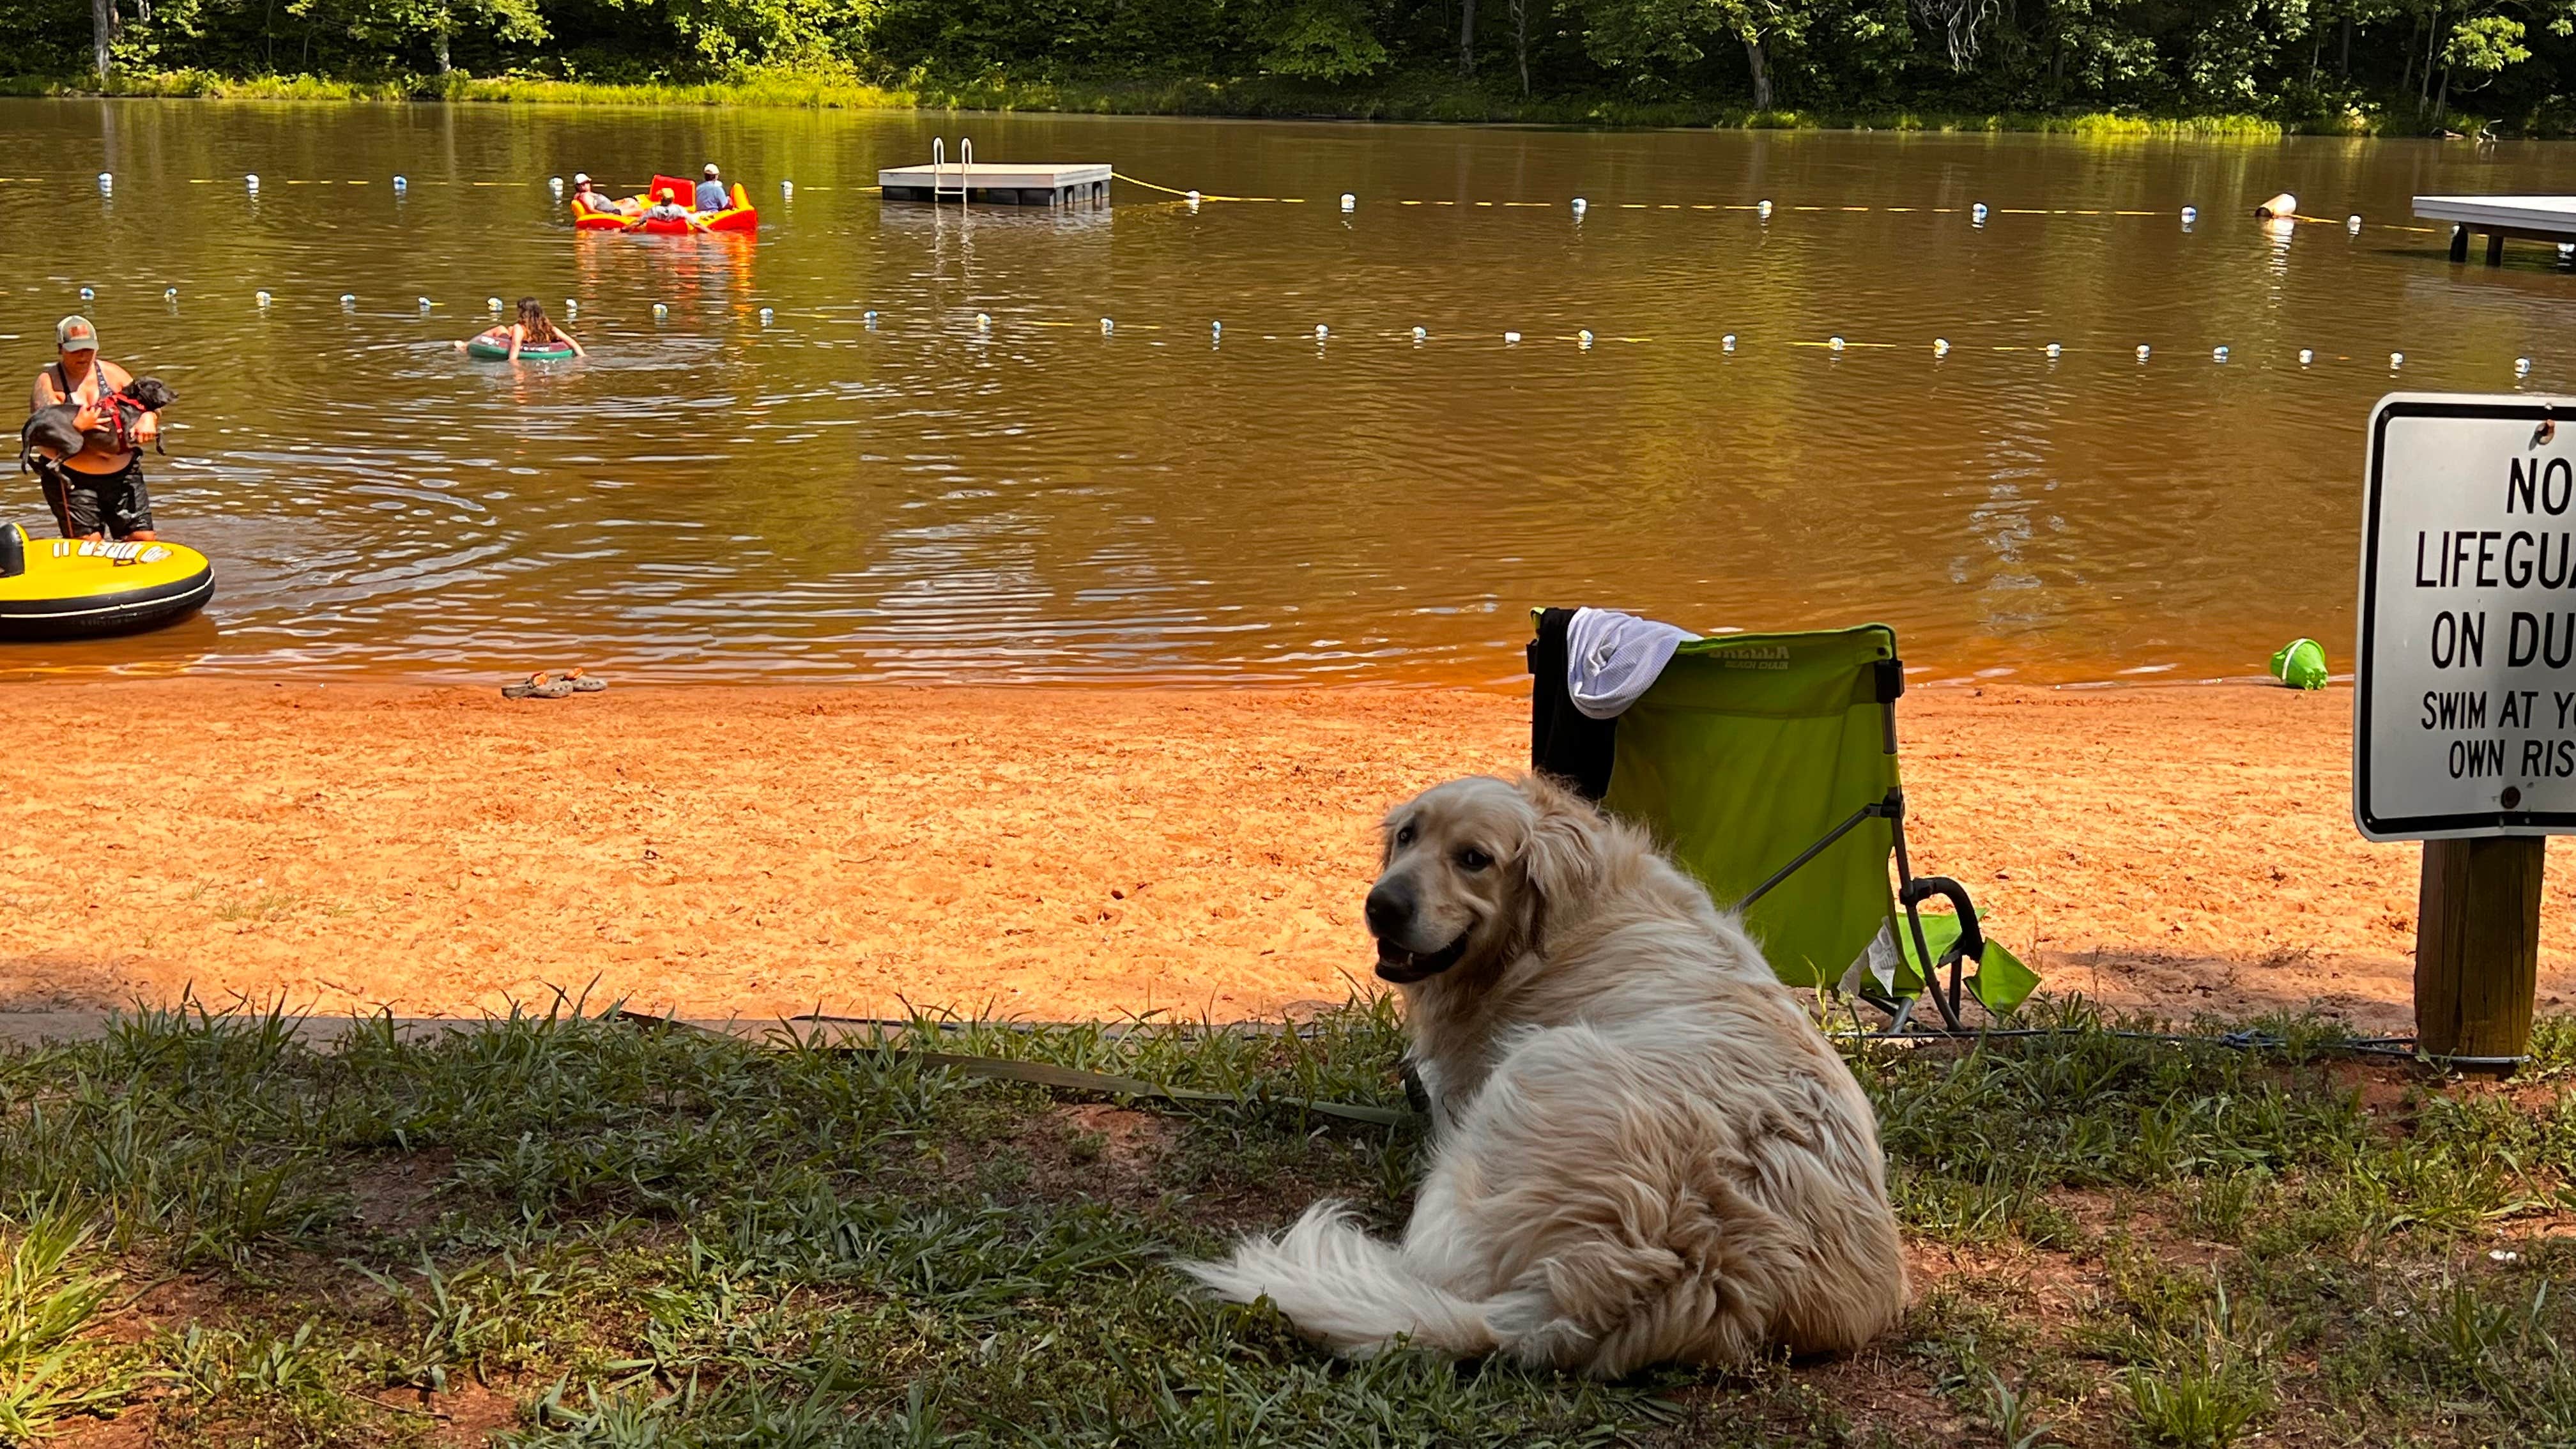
{"left": 2358, "top": 396, "right": 2568, "bottom": 1073}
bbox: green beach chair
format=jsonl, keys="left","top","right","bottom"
{"left": 1531, "top": 617, "right": 2036, "bottom": 1032}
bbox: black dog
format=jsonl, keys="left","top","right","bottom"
{"left": 19, "top": 376, "right": 174, "bottom": 479}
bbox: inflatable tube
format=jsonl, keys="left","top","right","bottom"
{"left": 466, "top": 335, "right": 576, "bottom": 361}
{"left": 0, "top": 524, "right": 213, "bottom": 640}
{"left": 571, "top": 181, "right": 758, "bottom": 234}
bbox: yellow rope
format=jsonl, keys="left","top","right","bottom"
{"left": 1112, "top": 172, "right": 1303, "bottom": 204}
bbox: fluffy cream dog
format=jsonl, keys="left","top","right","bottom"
{"left": 1180, "top": 773, "right": 1907, "bottom": 1377}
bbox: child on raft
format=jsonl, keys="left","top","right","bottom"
{"left": 456, "top": 298, "right": 586, "bottom": 361}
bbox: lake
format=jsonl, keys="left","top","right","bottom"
{"left": 5, "top": 99, "right": 2575, "bottom": 686}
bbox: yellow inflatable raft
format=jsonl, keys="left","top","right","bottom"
{"left": 0, "top": 523, "right": 215, "bottom": 640}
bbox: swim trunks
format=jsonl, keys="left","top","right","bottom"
{"left": 42, "top": 457, "right": 155, "bottom": 540}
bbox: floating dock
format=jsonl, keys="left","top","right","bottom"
{"left": 2413, "top": 195, "right": 2576, "bottom": 264}
{"left": 879, "top": 162, "right": 1112, "bottom": 207}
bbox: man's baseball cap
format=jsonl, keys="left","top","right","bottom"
{"left": 572, "top": 172, "right": 590, "bottom": 185}
{"left": 55, "top": 316, "right": 97, "bottom": 352}
{"left": 703, "top": 163, "right": 720, "bottom": 177}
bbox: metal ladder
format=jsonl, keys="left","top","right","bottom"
{"left": 931, "top": 137, "right": 972, "bottom": 205}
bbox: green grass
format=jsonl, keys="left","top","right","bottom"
{"left": 0, "top": 997, "right": 2572, "bottom": 1445}
{"left": 0, "top": 66, "right": 2355, "bottom": 136}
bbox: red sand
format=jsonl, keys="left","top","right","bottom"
{"left": 0, "top": 680, "right": 2563, "bottom": 1030}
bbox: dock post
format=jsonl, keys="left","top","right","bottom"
{"left": 2451, "top": 224, "right": 2471, "bottom": 263}
{"left": 2416, "top": 836, "right": 2543, "bottom": 1073}
{"left": 2488, "top": 232, "right": 2507, "bottom": 266}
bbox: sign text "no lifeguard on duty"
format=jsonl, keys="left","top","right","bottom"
{"left": 2359, "top": 395, "right": 2576, "bottom": 840}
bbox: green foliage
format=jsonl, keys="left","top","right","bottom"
{"left": 6, "top": 0, "right": 2576, "bottom": 125}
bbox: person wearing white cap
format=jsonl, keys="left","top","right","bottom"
{"left": 570, "top": 172, "right": 638, "bottom": 218}
{"left": 26, "top": 316, "right": 158, "bottom": 542}
{"left": 695, "top": 164, "right": 728, "bottom": 213}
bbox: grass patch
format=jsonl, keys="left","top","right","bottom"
{"left": 0, "top": 997, "right": 2570, "bottom": 1443}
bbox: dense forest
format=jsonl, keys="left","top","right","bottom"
{"left": 7, "top": 0, "right": 2576, "bottom": 128}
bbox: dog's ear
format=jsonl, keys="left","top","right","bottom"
{"left": 1515, "top": 773, "right": 1602, "bottom": 921}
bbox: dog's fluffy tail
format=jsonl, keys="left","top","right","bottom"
{"left": 1177, "top": 1202, "right": 1506, "bottom": 1358}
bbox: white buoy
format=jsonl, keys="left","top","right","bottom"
{"left": 2136, "top": 344, "right": 2150, "bottom": 360}
{"left": 79, "top": 286, "right": 94, "bottom": 300}
{"left": 1211, "top": 321, "right": 1222, "bottom": 339}
{"left": 2518, "top": 357, "right": 2534, "bottom": 375}
{"left": 864, "top": 310, "right": 879, "bottom": 326}
{"left": 1757, "top": 199, "right": 1773, "bottom": 218}
{"left": 164, "top": 287, "right": 178, "bottom": 301}
{"left": 1412, "top": 326, "right": 1427, "bottom": 342}
{"left": 653, "top": 302, "right": 669, "bottom": 319}
{"left": 418, "top": 296, "right": 433, "bottom": 310}
{"left": 1828, "top": 335, "right": 1845, "bottom": 351}
{"left": 1933, "top": 338, "right": 1949, "bottom": 356}
{"left": 759, "top": 307, "right": 774, "bottom": 326}
{"left": 1504, "top": 331, "right": 1521, "bottom": 344}
{"left": 255, "top": 290, "right": 271, "bottom": 307}
{"left": 2254, "top": 192, "right": 2297, "bottom": 218}
{"left": 392, "top": 174, "right": 407, "bottom": 191}
{"left": 2563, "top": 243, "right": 2575, "bottom": 260}
{"left": 1186, "top": 190, "right": 1200, "bottom": 204}
{"left": 1101, "top": 318, "right": 1114, "bottom": 335}
{"left": 2213, "top": 345, "right": 2229, "bottom": 362}
{"left": 565, "top": 299, "right": 577, "bottom": 318}
{"left": 1579, "top": 330, "right": 1594, "bottom": 349}
{"left": 548, "top": 176, "right": 563, "bottom": 195}
{"left": 2181, "top": 206, "right": 2198, "bottom": 226}
{"left": 2347, "top": 214, "right": 2363, "bottom": 232}
{"left": 1340, "top": 193, "right": 1355, "bottom": 212}
{"left": 487, "top": 296, "right": 503, "bottom": 313}
{"left": 781, "top": 181, "right": 793, "bottom": 197}
{"left": 1315, "top": 324, "right": 1329, "bottom": 340}
{"left": 245, "top": 173, "right": 259, "bottom": 192}
{"left": 96, "top": 172, "right": 111, "bottom": 194}
{"left": 1722, "top": 334, "right": 1737, "bottom": 351}
{"left": 340, "top": 293, "right": 355, "bottom": 307}
{"left": 2390, "top": 351, "right": 2404, "bottom": 369}
{"left": 1572, "top": 197, "right": 1587, "bottom": 216}
{"left": 976, "top": 312, "right": 991, "bottom": 330}
{"left": 1971, "top": 203, "right": 1988, "bottom": 222}
{"left": 2299, "top": 348, "right": 2315, "bottom": 365}
{"left": 2046, "top": 342, "right": 2062, "bottom": 359}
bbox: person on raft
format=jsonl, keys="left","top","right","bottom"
{"left": 694, "top": 164, "right": 729, "bottom": 212}
{"left": 455, "top": 298, "right": 586, "bottom": 361}
{"left": 637, "top": 187, "right": 706, "bottom": 231}
{"left": 26, "top": 315, "right": 160, "bottom": 542}
{"left": 572, "top": 172, "right": 639, "bottom": 218}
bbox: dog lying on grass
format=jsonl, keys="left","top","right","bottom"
{"left": 19, "top": 377, "right": 175, "bottom": 478}
{"left": 1182, "top": 773, "right": 1907, "bottom": 1377}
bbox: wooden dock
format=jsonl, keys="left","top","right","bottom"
{"left": 879, "top": 162, "right": 1112, "bottom": 208}
{"left": 2414, "top": 194, "right": 2576, "bottom": 265}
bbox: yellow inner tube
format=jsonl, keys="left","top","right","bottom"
{"left": 0, "top": 524, "right": 215, "bottom": 639}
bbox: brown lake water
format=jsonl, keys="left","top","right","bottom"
{"left": 6, "top": 99, "right": 2576, "bottom": 686}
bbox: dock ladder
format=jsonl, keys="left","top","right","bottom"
{"left": 931, "top": 137, "right": 972, "bottom": 206}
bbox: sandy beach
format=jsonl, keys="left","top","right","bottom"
{"left": 0, "top": 678, "right": 2563, "bottom": 1031}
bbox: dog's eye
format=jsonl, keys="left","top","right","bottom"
{"left": 1457, "top": 848, "right": 1492, "bottom": 873}
{"left": 1395, "top": 824, "right": 1416, "bottom": 847}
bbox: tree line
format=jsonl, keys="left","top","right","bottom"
{"left": 9, "top": 0, "right": 2576, "bottom": 126}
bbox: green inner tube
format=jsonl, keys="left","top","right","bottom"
{"left": 466, "top": 336, "right": 577, "bottom": 361}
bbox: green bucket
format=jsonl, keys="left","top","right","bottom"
{"left": 2270, "top": 638, "right": 2328, "bottom": 690}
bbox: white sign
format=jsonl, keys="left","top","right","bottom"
{"left": 2358, "top": 394, "right": 2576, "bottom": 840}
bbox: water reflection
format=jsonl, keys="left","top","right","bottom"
{"left": 4, "top": 101, "right": 2576, "bottom": 684}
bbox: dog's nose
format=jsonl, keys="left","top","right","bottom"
{"left": 1363, "top": 881, "right": 1413, "bottom": 939}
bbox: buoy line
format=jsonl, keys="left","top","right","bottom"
{"left": 57, "top": 171, "right": 2450, "bottom": 234}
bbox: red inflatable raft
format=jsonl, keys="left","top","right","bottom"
{"left": 572, "top": 174, "right": 758, "bottom": 234}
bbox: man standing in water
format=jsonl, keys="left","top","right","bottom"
{"left": 27, "top": 316, "right": 158, "bottom": 542}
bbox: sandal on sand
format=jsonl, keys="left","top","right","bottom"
{"left": 562, "top": 668, "right": 608, "bottom": 693}
{"left": 501, "top": 671, "right": 576, "bottom": 700}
